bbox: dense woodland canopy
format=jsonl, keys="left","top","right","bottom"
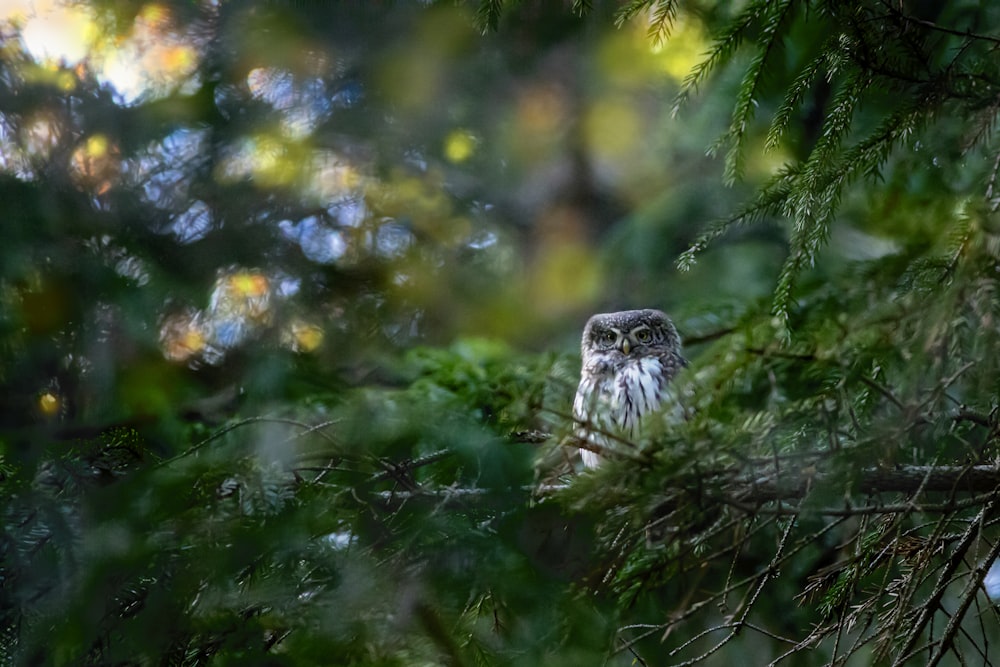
{"left": 4, "top": 0, "right": 1000, "bottom": 664}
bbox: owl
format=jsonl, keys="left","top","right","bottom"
{"left": 573, "top": 309, "right": 686, "bottom": 468}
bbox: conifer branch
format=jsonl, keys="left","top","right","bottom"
{"left": 765, "top": 45, "right": 830, "bottom": 150}
{"left": 674, "top": 0, "right": 781, "bottom": 112}
{"left": 879, "top": 0, "right": 1000, "bottom": 48}
{"left": 363, "top": 464, "right": 1000, "bottom": 516}
{"left": 724, "top": 0, "right": 797, "bottom": 184}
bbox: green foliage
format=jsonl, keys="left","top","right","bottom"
{"left": 670, "top": 1, "right": 1000, "bottom": 327}
{"left": 615, "top": 0, "right": 680, "bottom": 44}
{"left": 475, "top": 0, "right": 505, "bottom": 33}
{"left": 5, "top": 0, "right": 1000, "bottom": 665}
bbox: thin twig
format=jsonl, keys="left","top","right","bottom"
{"left": 879, "top": 0, "right": 1000, "bottom": 47}
{"left": 892, "top": 497, "right": 1000, "bottom": 666}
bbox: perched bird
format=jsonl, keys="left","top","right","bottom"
{"left": 572, "top": 309, "right": 686, "bottom": 468}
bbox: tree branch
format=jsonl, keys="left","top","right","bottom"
{"left": 361, "top": 464, "right": 1000, "bottom": 515}
{"left": 735, "top": 464, "right": 1000, "bottom": 501}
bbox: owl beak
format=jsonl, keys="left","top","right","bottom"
{"left": 620, "top": 338, "right": 631, "bottom": 355}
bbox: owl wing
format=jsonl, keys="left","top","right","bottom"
{"left": 573, "top": 373, "right": 609, "bottom": 469}
{"left": 638, "top": 351, "right": 689, "bottom": 429}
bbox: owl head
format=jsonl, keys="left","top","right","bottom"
{"left": 581, "top": 309, "right": 680, "bottom": 364}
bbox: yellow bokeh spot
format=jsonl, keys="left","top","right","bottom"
{"left": 583, "top": 98, "right": 641, "bottom": 160}
{"left": 86, "top": 134, "right": 109, "bottom": 158}
{"left": 745, "top": 138, "right": 793, "bottom": 178}
{"left": 228, "top": 272, "right": 269, "bottom": 298}
{"left": 649, "top": 17, "right": 708, "bottom": 82}
{"left": 71, "top": 134, "right": 119, "bottom": 193}
{"left": 163, "top": 324, "right": 205, "bottom": 362}
{"left": 160, "top": 310, "right": 206, "bottom": 362}
{"left": 180, "top": 328, "right": 205, "bottom": 353}
{"left": 596, "top": 25, "right": 653, "bottom": 89}
{"left": 39, "top": 391, "right": 60, "bottom": 416}
{"left": 162, "top": 45, "right": 196, "bottom": 73}
{"left": 138, "top": 3, "right": 170, "bottom": 28}
{"left": 246, "top": 135, "right": 301, "bottom": 188}
{"left": 23, "top": 61, "right": 80, "bottom": 91}
{"left": 286, "top": 320, "right": 324, "bottom": 353}
{"left": 371, "top": 170, "right": 455, "bottom": 236}
{"left": 533, "top": 242, "right": 601, "bottom": 315}
{"left": 57, "top": 70, "right": 76, "bottom": 91}
{"left": 444, "top": 129, "right": 477, "bottom": 163}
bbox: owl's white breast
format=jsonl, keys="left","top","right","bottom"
{"left": 574, "top": 355, "right": 675, "bottom": 468}
{"left": 613, "top": 357, "right": 665, "bottom": 435}
{"left": 574, "top": 357, "right": 666, "bottom": 436}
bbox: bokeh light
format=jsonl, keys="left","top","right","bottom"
{"left": 11, "top": 0, "right": 96, "bottom": 67}
{"left": 97, "top": 3, "right": 201, "bottom": 104}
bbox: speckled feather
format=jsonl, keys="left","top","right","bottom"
{"left": 573, "top": 309, "right": 685, "bottom": 468}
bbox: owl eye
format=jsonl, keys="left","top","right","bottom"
{"left": 596, "top": 330, "right": 617, "bottom": 347}
{"left": 633, "top": 328, "right": 652, "bottom": 343}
